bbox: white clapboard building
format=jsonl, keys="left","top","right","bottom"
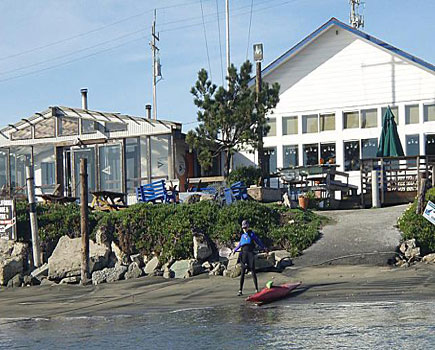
{"left": 234, "top": 17, "right": 435, "bottom": 191}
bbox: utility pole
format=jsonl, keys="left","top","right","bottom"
{"left": 80, "top": 159, "right": 90, "bottom": 285}
{"left": 225, "top": 0, "right": 230, "bottom": 82}
{"left": 26, "top": 165, "right": 41, "bottom": 267}
{"left": 151, "top": 9, "right": 161, "bottom": 120}
{"left": 349, "top": 0, "right": 364, "bottom": 29}
{"left": 253, "top": 43, "right": 265, "bottom": 187}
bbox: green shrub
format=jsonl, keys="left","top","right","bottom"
{"left": 227, "top": 166, "right": 262, "bottom": 187}
{"left": 398, "top": 187, "right": 435, "bottom": 255}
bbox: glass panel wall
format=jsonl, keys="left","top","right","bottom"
{"left": 266, "top": 118, "right": 276, "bottom": 136}
{"left": 126, "top": 138, "right": 141, "bottom": 192}
{"left": 33, "top": 145, "right": 55, "bottom": 193}
{"left": 11, "top": 126, "right": 32, "bottom": 140}
{"left": 58, "top": 117, "right": 79, "bottom": 136}
{"left": 283, "top": 145, "right": 298, "bottom": 168}
{"left": 361, "top": 109, "right": 377, "bottom": 128}
{"left": 10, "top": 146, "right": 32, "bottom": 194}
{"left": 140, "top": 137, "right": 149, "bottom": 183}
{"left": 319, "top": 113, "right": 335, "bottom": 131}
{"left": 82, "top": 119, "right": 97, "bottom": 134}
{"left": 0, "top": 149, "right": 8, "bottom": 191}
{"left": 344, "top": 141, "right": 360, "bottom": 171}
{"left": 264, "top": 147, "right": 277, "bottom": 173}
{"left": 405, "top": 105, "right": 419, "bottom": 124}
{"left": 361, "top": 138, "right": 378, "bottom": 159}
{"left": 303, "top": 143, "right": 318, "bottom": 166}
{"left": 302, "top": 115, "right": 318, "bottom": 133}
{"left": 151, "top": 135, "right": 169, "bottom": 179}
{"left": 34, "top": 118, "right": 55, "bottom": 138}
{"left": 382, "top": 106, "right": 399, "bottom": 125}
{"left": 343, "top": 111, "right": 359, "bottom": 129}
{"left": 424, "top": 104, "right": 435, "bottom": 122}
{"left": 105, "top": 122, "right": 127, "bottom": 132}
{"left": 99, "top": 144, "right": 122, "bottom": 192}
{"left": 320, "top": 143, "right": 336, "bottom": 164}
{"left": 426, "top": 134, "right": 435, "bottom": 156}
{"left": 282, "top": 116, "right": 298, "bottom": 135}
{"left": 73, "top": 147, "right": 96, "bottom": 199}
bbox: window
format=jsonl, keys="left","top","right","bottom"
{"left": 361, "top": 109, "right": 377, "bottom": 128}
{"left": 320, "top": 143, "right": 336, "bottom": 164}
{"left": 58, "top": 117, "right": 79, "bottom": 136}
{"left": 405, "top": 105, "right": 419, "bottom": 124}
{"left": 343, "top": 111, "right": 359, "bottom": 129}
{"left": 0, "top": 149, "right": 8, "bottom": 189}
{"left": 283, "top": 145, "right": 298, "bottom": 168}
{"left": 303, "top": 144, "right": 318, "bottom": 166}
{"left": 344, "top": 141, "right": 360, "bottom": 171}
{"left": 406, "top": 135, "right": 420, "bottom": 156}
{"left": 282, "top": 116, "right": 298, "bottom": 135}
{"left": 361, "top": 138, "right": 378, "bottom": 159}
{"left": 34, "top": 118, "right": 55, "bottom": 138}
{"left": 424, "top": 104, "right": 435, "bottom": 122}
{"left": 266, "top": 118, "right": 276, "bottom": 137}
{"left": 302, "top": 115, "right": 318, "bottom": 133}
{"left": 105, "top": 122, "right": 127, "bottom": 132}
{"left": 99, "top": 144, "right": 122, "bottom": 191}
{"left": 82, "top": 119, "right": 97, "bottom": 134}
{"left": 41, "top": 162, "right": 55, "bottom": 185}
{"left": 382, "top": 106, "right": 399, "bottom": 125}
{"left": 319, "top": 113, "right": 335, "bottom": 131}
{"left": 426, "top": 134, "right": 435, "bottom": 156}
{"left": 264, "top": 148, "right": 277, "bottom": 173}
{"left": 126, "top": 138, "right": 141, "bottom": 192}
{"left": 11, "top": 125, "right": 32, "bottom": 140}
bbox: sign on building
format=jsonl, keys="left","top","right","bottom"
{"left": 0, "top": 200, "right": 16, "bottom": 240}
{"left": 423, "top": 200, "right": 435, "bottom": 226}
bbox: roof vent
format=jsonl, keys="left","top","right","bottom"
{"left": 81, "top": 88, "right": 88, "bottom": 110}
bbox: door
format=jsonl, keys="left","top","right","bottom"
{"left": 72, "top": 147, "right": 96, "bottom": 199}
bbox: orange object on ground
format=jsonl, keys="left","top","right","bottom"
{"left": 246, "top": 282, "right": 302, "bottom": 304}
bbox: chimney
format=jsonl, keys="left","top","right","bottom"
{"left": 81, "top": 88, "right": 88, "bottom": 110}
{"left": 145, "top": 104, "right": 152, "bottom": 119}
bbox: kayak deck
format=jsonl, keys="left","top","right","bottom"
{"left": 246, "top": 282, "right": 302, "bottom": 304}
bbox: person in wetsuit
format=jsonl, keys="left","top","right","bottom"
{"left": 233, "top": 219, "right": 267, "bottom": 296}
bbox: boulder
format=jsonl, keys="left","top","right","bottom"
{"left": 209, "top": 262, "right": 225, "bottom": 276}
{"left": 272, "top": 250, "right": 293, "bottom": 270}
{"left": 130, "top": 254, "right": 144, "bottom": 268}
{"left": 144, "top": 256, "right": 160, "bottom": 275}
{"left": 40, "top": 279, "right": 56, "bottom": 286}
{"left": 106, "top": 265, "right": 127, "bottom": 283}
{"left": 59, "top": 276, "right": 80, "bottom": 285}
{"left": 30, "top": 263, "right": 49, "bottom": 281}
{"left": 48, "top": 236, "right": 110, "bottom": 281}
{"left": 0, "top": 240, "right": 28, "bottom": 286}
{"left": 125, "top": 262, "right": 143, "bottom": 280}
{"left": 193, "top": 232, "right": 212, "bottom": 261}
{"left": 7, "top": 273, "right": 23, "bottom": 288}
{"left": 95, "top": 226, "right": 111, "bottom": 248}
{"left": 22, "top": 275, "right": 39, "bottom": 286}
{"left": 423, "top": 253, "right": 435, "bottom": 264}
{"left": 224, "top": 253, "right": 241, "bottom": 278}
{"left": 111, "top": 242, "right": 129, "bottom": 266}
{"left": 163, "top": 266, "right": 174, "bottom": 279}
{"left": 170, "top": 259, "right": 203, "bottom": 279}
{"left": 202, "top": 261, "right": 212, "bottom": 270}
{"left": 92, "top": 269, "right": 109, "bottom": 285}
{"left": 255, "top": 252, "right": 275, "bottom": 271}
{"left": 399, "top": 239, "right": 420, "bottom": 262}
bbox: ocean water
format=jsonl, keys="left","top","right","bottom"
{"left": 1, "top": 301, "right": 434, "bottom": 349}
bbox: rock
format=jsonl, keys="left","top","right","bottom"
{"left": 185, "top": 194, "right": 201, "bottom": 204}
{"left": 111, "top": 242, "right": 129, "bottom": 266}
{"left": 224, "top": 253, "right": 241, "bottom": 278}
{"left": 199, "top": 194, "right": 214, "bottom": 202}
{"left": 48, "top": 236, "right": 110, "bottom": 281}
{"left": 130, "top": 254, "right": 144, "bottom": 268}
{"left": 125, "top": 262, "right": 143, "bottom": 280}
{"left": 170, "top": 259, "right": 203, "bottom": 279}
{"left": 22, "top": 275, "right": 38, "bottom": 286}
{"left": 423, "top": 253, "right": 435, "bottom": 264}
{"left": 106, "top": 265, "right": 127, "bottom": 283}
{"left": 209, "top": 262, "right": 225, "bottom": 276}
{"left": 92, "top": 269, "right": 109, "bottom": 285}
{"left": 272, "top": 250, "right": 293, "bottom": 270}
{"left": 31, "top": 263, "right": 49, "bottom": 281}
{"left": 7, "top": 273, "right": 23, "bottom": 288}
{"left": 193, "top": 232, "right": 212, "bottom": 261}
{"left": 218, "top": 247, "right": 232, "bottom": 259}
{"left": 95, "top": 226, "right": 111, "bottom": 248}
{"left": 40, "top": 278, "right": 56, "bottom": 286}
{"left": 399, "top": 239, "right": 420, "bottom": 262}
{"left": 255, "top": 252, "right": 275, "bottom": 271}
{"left": 0, "top": 240, "right": 28, "bottom": 286}
{"left": 163, "top": 266, "right": 174, "bottom": 279}
{"left": 144, "top": 256, "right": 160, "bottom": 275}
{"left": 150, "top": 269, "right": 163, "bottom": 277}
{"left": 59, "top": 276, "right": 80, "bottom": 285}
{"left": 202, "top": 261, "right": 212, "bottom": 270}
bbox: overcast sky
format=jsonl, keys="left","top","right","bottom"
{"left": 0, "top": 0, "right": 433, "bottom": 132}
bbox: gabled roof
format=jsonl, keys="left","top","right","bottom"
{"left": 261, "top": 17, "right": 435, "bottom": 79}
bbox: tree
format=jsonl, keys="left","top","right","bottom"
{"left": 186, "top": 61, "right": 280, "bottom": 178}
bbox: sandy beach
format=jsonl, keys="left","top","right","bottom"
{"left": 1, "top": 262, "right": 435, "bottom": 320}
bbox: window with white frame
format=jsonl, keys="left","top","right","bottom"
{"left": 265, "top": 147, "right": 277, "bottom": 173}
{"left": 319, "top": 113, "right": 335, "bottom": 131}
{"left": 343, "top": 111, "right": 359, "bottom": 129}
{"left": 361, "top": 138, "right": 378, "bottom": 159}
{"left": 361, "top": 109, "right": 377, "bottom": 128}
{"left": 405, "top": 105, "right": 419, "bottom": 124}
{"left": 282, "top": 116, "right": 298, "bottom": 135}
{"left": 320, "top": 143, "right": 336, "bottom": 164}
{"left": 382, "top": 106, "right": 399, "bottom": 125}
{"left": 283, "top": 145, "right": 298, "bottom": 168}
{"left": 82, "top": 119, "right": 98, "bottom": 134}
{"left": 302, "top": 115, "right": 318, "bottom": 133}
{"left": 303, "top": 143, "right": 318, "bottom": 166}
{"left": 266, "top": 118, "right": 276, "bottom": 136}
{"left": 426, "top": 134, "right": 435, "bottom": 156}
{"left": 424, "top": 104, "right": 435, "bottom": 122}
{"left": 406, "top": 135, "right": 419, "bottom": 156}
{"left": 344, "top": 140, "right": 360, "bottom": 171}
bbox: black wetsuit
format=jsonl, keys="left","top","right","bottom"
{"left": 239, "top": 243, "right": 258, "bottom": 292}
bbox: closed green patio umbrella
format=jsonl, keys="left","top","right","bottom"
{"left": 376, "top": 106, "right": 404, "bottom": 157}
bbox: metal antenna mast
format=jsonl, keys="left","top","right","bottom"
{"left": 150, "top": 9, "right": 162, "bottom": 120}
{"left": 225, "top": 0, "right": 230, "bottom": 84}
{"left": 349, "top": 0, "right": 364, "bottom": 29}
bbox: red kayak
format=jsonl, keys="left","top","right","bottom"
{"left": 246, "top": 282, "right": 302, "bottom": 304}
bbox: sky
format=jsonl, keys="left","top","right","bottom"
{"left": 0, "top": 0, "right": 433, "bottom": 132}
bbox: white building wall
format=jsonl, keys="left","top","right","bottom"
{"left": 236, "top": 24, "right": 435, "bottom": 191}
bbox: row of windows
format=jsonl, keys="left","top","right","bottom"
{"left": 266, "top": 104, "right": 435, "bottom": 136}
{"left": 265, "top": 134, "right": 435, "bottom": 172}
{"left": 11, "top": 117, "right": 127, "bottom": 140}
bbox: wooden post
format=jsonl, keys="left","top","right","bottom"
{"left": 371, "top": 170, "right": 380, "bottom": 208}
{"left": 80, "top": 159, "right": 90, "bottom": 285}
{"left": 26, "top": 165, "right": 42, "bottom": 267}
{"left": 380, "top": 158, "right": 384, "bottom": 205}
{"left": 416, "top": 176, "right": 427, "bottom": 215}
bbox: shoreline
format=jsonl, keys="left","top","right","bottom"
{"left": 1, "top": 263, "right": 435, "bottom": 319}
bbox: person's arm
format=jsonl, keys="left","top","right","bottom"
{"left": 233, "top": 238, "right": 242, "bottom": 253}
{"left": 251, "top": 231, "right": 266, "bottom": 250}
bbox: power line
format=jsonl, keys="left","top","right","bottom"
{"left": 245, "top": 0, "right": 254, "bottom": 61}
{"left": 215, "top": 0, "right": 224, "bottom": 86}
{"left": 200, "top": 0, "right": 212, "bottom": 80}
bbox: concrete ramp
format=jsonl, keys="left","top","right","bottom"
{"left": 292, "top": 204, "right": 409, "bottom": 267}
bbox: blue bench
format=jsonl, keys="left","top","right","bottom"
{"left": 230, "top": 181, "right": 248, "bottom": 201}
{"left": 136, "top": 180, "right": 176, "bottom": 203}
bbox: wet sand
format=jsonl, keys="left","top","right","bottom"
{"left": 1, "top": 263, "right": 435, "bottom": 319}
